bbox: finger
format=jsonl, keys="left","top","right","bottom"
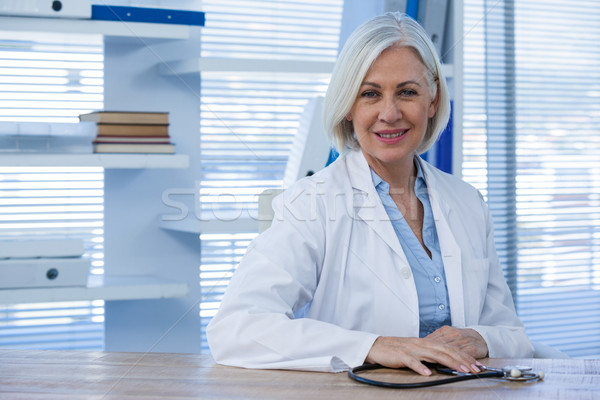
{"left": 403, "top": 357, "right": 433, "bottom": 376}
{"left": 422, "top": 352, "right": 471, "bottom": 374}
{"left": 420, "top": 341, "right": 481, "bottom": 374}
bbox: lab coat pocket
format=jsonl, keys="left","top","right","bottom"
{"left": 462, "top": 257, "right": 490, "bottom": 322}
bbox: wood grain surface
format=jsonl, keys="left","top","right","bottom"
{"left": 0, "top": 349, "right": 598, "bottom": 399}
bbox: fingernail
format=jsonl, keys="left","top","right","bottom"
{"left": 423, "top": 367, "right": 432, "bottom": 376}
{"left": 475, "top": 360, "right": 483, "bottom": 366}
{"left": 460, "top": 365, "right": 470, "bottom": 373}
{"left": 471, "top": 364, "right": 481, "bottom": 373}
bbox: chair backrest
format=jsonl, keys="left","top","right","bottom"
{"left": 532, "top": 341, "right": 570, "bottom": 359}
{"left": 259, "top": 96, "right": 332, "bottom": 233}
{"left": 283, "top": 96, "right": 331, "bottom": 187}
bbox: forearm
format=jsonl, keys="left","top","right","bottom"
{"left": 208, "top": 311, "right": 378, "bottom": 372}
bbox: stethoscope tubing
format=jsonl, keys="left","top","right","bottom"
{"left": 348, "top": 363, "right": 505, "bottom": 389}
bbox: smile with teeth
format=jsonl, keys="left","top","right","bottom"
{"left": 377, "top": 130, "right": 407, "bottom": 138}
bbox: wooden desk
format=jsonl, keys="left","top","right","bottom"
{"left": 0, "top": 349, "right": 598, "bottom": 399}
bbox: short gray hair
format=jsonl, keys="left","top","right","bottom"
{"left": 323, "top": 12, "right": 450, "bottom": 154}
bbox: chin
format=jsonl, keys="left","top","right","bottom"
{"left": 377, "top": 149, "right": 414, "bottom": 163}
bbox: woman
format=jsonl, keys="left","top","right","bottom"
{"left": 207, "top": 12, "right": 534, "bottom": 375}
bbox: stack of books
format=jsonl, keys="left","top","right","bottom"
{"left": 79, "top": 111, "right": 175, "bottom": 154}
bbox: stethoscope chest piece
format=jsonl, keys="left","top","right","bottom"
{"left": 496, "top": 365, "right": 542, "bottom": 382}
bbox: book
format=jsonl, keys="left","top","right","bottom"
{"left": 91, "top": 5, "right": 206, "bottom": 26}
{"left": 79, "top": 111, "right": 169, "bottom": 125}
{"left": 93, "top": 136, "right": 172, "bottom": 144}
{"left": 0, "top": 239, "right": 84, "bottom": 259}
{"left": 96, "top": 124, "right": 169, "bottom": 137}
{"left": 0, "top": 257, "right": 90, "bottom": 288}
{"left": 93, "top": 143, "right": 176, "bottom": 154}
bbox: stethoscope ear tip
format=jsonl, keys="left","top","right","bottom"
{"left": 510, "top": 368, "right": 522, "bottom": 378}
{"left": 538, "top": 371, "right": 545, "bottom": 380}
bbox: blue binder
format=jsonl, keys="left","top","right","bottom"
{"left": 91, "top": 5, "right": 205, "bottom": 26}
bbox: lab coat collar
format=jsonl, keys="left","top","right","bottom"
{"left": 415, "top": 155, "right": 451, "bottom": 217}
{"left": 345, "top": 149, "right": 376, "bottom": 194}
{"left": 344, "top": 150, "right": 409, "bottom": 262}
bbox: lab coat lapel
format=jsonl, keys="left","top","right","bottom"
{"left": 419, "top": 159, "right": 466, "bottom": 327}
{"left": 345, "top": 150, "right": 409, "bottom": 261}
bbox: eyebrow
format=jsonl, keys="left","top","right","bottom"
{"left": 361, "top": 80, "right": 422, "bottom": 88}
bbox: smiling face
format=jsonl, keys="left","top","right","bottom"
{"left": 347, "top": 45, "right": 439, "bottom": 175}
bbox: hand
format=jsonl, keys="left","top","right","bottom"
{"left": 425, "top": 326, "right": 489, "bottom": 359}
{"left": 365, "top": 335, "right": 482, "bottom": 376}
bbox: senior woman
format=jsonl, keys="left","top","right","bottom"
{"left": 207, "top": 12, "right": 534, "bottom": 375}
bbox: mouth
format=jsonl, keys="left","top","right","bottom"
{"left": 375, "top": 129, "right": 408, "bottom": 139}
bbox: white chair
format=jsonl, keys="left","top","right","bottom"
{"left": 532, "top": 341, "right": 570, "bottom": 359}
{"left": 283, "top": 96, "right": 331, "bottom": 187}
{"left": 258, "top": 96, "right": 331, "bottom": 233}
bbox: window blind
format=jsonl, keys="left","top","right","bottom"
{"left": 198, "top": 0, "right": 343, "bottom": 352}
{"left": 0, "top": 31, "right": 105, "bottom": 350}
{"left": 462, "top": 0, "right": 600, "bottom": 357}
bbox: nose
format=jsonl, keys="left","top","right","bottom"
{"left": 378, "top": 96, "right": 401, "bottom": 123}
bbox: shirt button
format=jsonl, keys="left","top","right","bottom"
{"left": 439, "top": 304, "right": 446, "bottom": 310}
{"left": 434, "top": 276, "right": 442, "bottom": 283}
{"left": 400, "top": 268, "right": 412, "bottom": 279}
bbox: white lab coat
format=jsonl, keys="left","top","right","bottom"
{"left": 206, "top": 150, "right": 534, "bottom": 372}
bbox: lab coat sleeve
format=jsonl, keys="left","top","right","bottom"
{"left": 467, "top": 201, "right": 534, "bottom": 358}
{"left": 206, "top": 184, "right": 379, "bottom": 372}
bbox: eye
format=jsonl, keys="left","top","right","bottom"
{"left": 360, "top": 90, "right": 379, "bottom": 98}
{"left": 399, "top": 88, "right": 418, "bottom": 96}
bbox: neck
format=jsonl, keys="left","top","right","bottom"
{"left": 368, "top": 154, "right": 418, "bottom": 193}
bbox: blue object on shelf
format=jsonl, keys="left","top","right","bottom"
{"left": 405, "top": 0, "right": 420, "bottom": 20}
{"left": 325, "top": 148, "right": 339, "bottom": 166}
{"left": 91, "top": 5, "right": 206, "bottom": 26}
{"left": 435, "top": 101, "right": 453, "bottom": 174}
{"left": 422, "top": 100, "right": 453, "bottom": 174}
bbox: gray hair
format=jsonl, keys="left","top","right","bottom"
{"left": 323, "top": 12, "right": 450, "bottom": 154}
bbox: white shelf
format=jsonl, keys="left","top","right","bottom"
{"left": 0, "top": 153, "right": 189, "bottom": 169}
{"left": 160, "top": 57, "right": 336, "bottom": 75}
{"left": 159, "top": 57, "right": 454, "bottom": 78}
{"left": 0, "top": 16, "right": 191, "bottom": 40}
{"left": 0, "top": 274, "right": 189, "bottom": 304}
{"left": 160, "top": 215, "right": 259, "bottom": 234}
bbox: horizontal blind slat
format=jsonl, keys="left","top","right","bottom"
{"left": 0, "top": 33, "right": 104, "bottom": 350}
{"left": 462, "top": 0, "right": 600, "bottom": 357}
{"left": 198, "top": 0, "right": 343, "bottom": 353}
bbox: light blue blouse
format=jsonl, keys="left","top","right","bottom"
{"left": 371, "top": 159, "right": 452, "bottom": 337}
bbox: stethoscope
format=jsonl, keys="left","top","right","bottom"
{"left": 348, "top": 363, "right": 544, "bottom": 388}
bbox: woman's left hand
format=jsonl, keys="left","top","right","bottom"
{"left": 425, "top": 326, "right": 489, "bottom": 359}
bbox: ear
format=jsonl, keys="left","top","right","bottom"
{"left": 345, "top": 112, "right": 353, "bottom": 121}
{"left": 428, "top": 80, "right": 440, "bottom": 118}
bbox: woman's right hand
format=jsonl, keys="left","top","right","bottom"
{"left": 365, "top": 336, "right": 482, "bottom": 376}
